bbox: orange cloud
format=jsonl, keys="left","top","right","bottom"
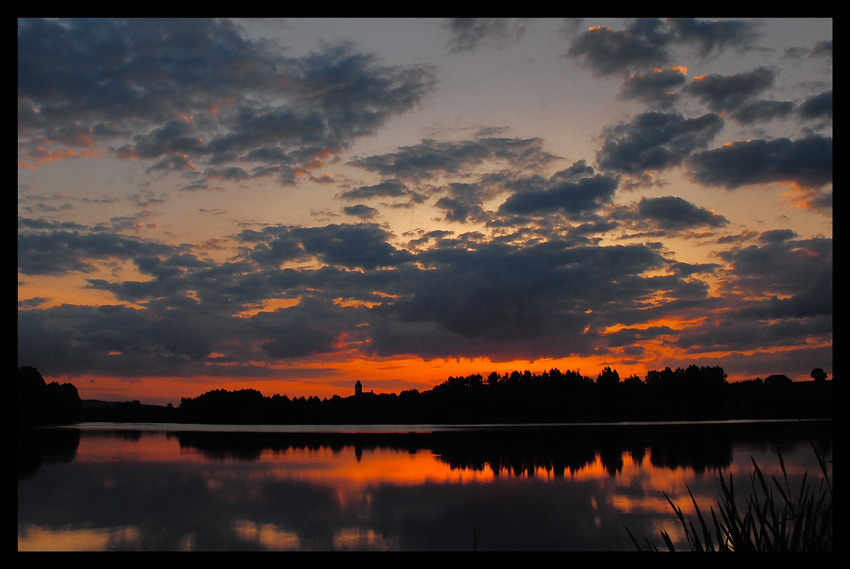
{"left": 115, "top": 146, "right": 139, "bottom": 161}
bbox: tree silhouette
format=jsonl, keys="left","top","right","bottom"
{"left": 811, "top": 368, "right": 828, "bottom": 382}
{"left": 596, "top": 366, "right": 620, "bottom": 388}
{"left": 18, "top": 366, "right": 81, "bottom": 425}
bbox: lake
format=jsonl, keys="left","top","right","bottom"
{"left": 18, "top": 420, "right": 832, "bottom": 551}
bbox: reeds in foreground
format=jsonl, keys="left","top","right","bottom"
{"left": 626, "top": 445, "right": 832, "bottom": 551}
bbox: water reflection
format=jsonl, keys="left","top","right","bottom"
{"left": 18, "top": 421, "right": 832, "bottom": 551}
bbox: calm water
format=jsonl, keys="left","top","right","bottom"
{"left": 18, "top": 420, "right": 832, "bottom": 551}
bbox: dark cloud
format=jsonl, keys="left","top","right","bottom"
{"left": 343, "top": 204, "right": 379, "bottom": 219}
{"left": 17, "top": 223, "right": 174, "bottom": 276}
{"left": 18, "top": 297, "right": 49, "bottom": 309}
{"left": 338, "top": 179, "right": 412, "bottom": 201}
{"left": 810, "top": 40, "right": 832, "bottom": 61}
{"left": 729, "top": 100, "right": 795, "bottom": 125}
{"left": 18, "top": 304, "right": 142, "bottom": 374}
{"left": 567, "top": 18, "right": 759, "bottom": 76}
{"left": 758, "top": 228, "right": 797, "bottom": 243}
{"left": 15, "top": 213, "right": 682, "bottom": 373}
{"left": 672, "top": 312, "right": 831, "bottom": 354}
{"left": 669, "top": 261, "right": 721, "bottom": 277}
{"left": 499, "top": 162, "right": 619, "bottom": 217}
{"left": 569, "top": 219, "right": 620, "bottom": 239}
{"left": 18, "top": 218, "right": 89, "bottom": 232}
{"left": 683, "top": 67, "right": 776, "bottom": 112}
{"left": 436, "top": 188, "right": 487, "bottom": 223}
{"left": 238, "top": 223, "right": 414, "bottom": 271}
{"left": 435, "top": 179, "right": 513, "bottom": 224}
{"left": 636, "top": 196, "right": 729, "bottom": 230}
{"left": 663, "top": 230, "right": 832, "bottom": 352}
{"left": 444, "top": 18, "right": 531, "bottom": 53}
{"left": 251, "top": 297, "right": 362, "bottom": 359}
{"left": 18, "top": 18, "right": 279, "bottom": 129}
{"left": 348, "top": 136, "right": 556, "bottom": 181}
{"left": 17, "top": 301, "right": 226, "bottom": 377}
{"left": 604, "top": 325, "right": 675, "bottom": 349}
{"left": 596, "top": 111, "right": 724, "bottom": 175}
{"left": 688, "top": 135, "right": 832, "bottom": 189}
{"left": 620, "top": 67, "right": 688, "bottom": 108}
{"left": 798, "top": 89, "right": 832, "bottom": 121}
{"left": 367, "top": 237, "right": 671, "bottom": 360}
{"left": 261, "top": 328, "right": 335, "bottom": 359}
{"left": 567, "top": 18, "right": 673, "bottom": 76}
{"left": 667, "top": 18, "right": 760, "bottom": 55}
{"left": 405, "top": 230, "right": 454, "bottom": 249}
{"left": 18, "top": 18, "right": 436, "bottom": 186}
{"left": 84, "top": 252, "right": 234, "bottom": 313}
{"left": 719, "top": 231, "right": 831, "bottom": 303}
{"left": 203, "top": 166, "right": 252, "bottom": 183}
{"left": 17, "top": 209, "right": 830, "bottom": 380}
{"left": 132, "top": 119, "right": 206, "bottom": 159}
{"left": 346, "top": 136, "right": 562, "bottom": 225}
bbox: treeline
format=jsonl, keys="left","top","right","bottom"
{"left": 19, "top": 364, "right": 832, "bottom": 426}
{"left": 174, "top": 365, "right": 831, "bottom": 425}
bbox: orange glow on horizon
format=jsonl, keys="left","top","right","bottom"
{"left": 57, "top": 352, "right": 659, "bottom": 406}
{"left": 32, "top": 316, "right": 823, "bottom": 405}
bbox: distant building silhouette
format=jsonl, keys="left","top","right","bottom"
{"left": 765, "top": 374, "right": 793, "bottom": 386}
{"left": 354, "top": 380, "right": 375, "bottom": 398}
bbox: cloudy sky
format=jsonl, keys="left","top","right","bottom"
{"left": 18, "top": 18, "right": 832, "bottom": 405}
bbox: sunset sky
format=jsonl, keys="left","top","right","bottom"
{"left": 18, "top": 18, "right": 832, "bottom": 406}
